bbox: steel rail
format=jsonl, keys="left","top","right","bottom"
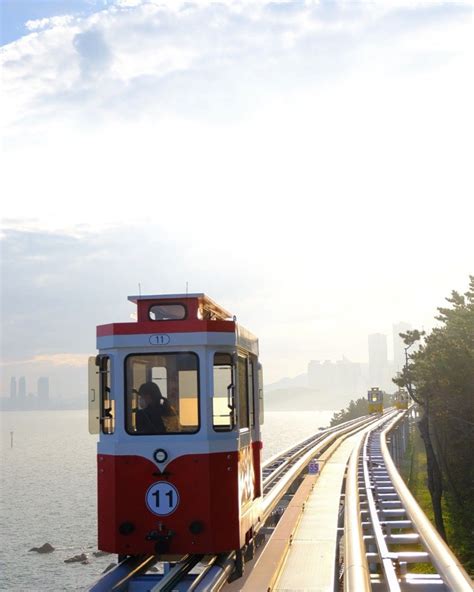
{"left": 186, "top": 555, "right": 219, "bottom": 591}
{"left": 343, "top": 432, "right": 371, "bottom": 592}
{"left": 362, "top": 429, "right": 402, "bottom": 591}
{"left": 192, "top": 553, "right": 236, "bottom": 592}
{"left": 149, "top": 554, "right": 204, "bottom": 591}
{"left": 260, "top": 412, "right": 389, "bottom": 523}
{"left": 262, "top": 415, "right": 373, "bottom": 491}
{"left": 262, "top": 414, "right": 371, "bottom": 472}
{"left": 89, "top": 554, "right": 160, "bottom": 591}
{"left": 380, "top": 417, "right": 474, "bottom": 592}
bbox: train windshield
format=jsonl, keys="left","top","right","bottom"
{"left": 125, "top": 352, "right": 199, "bottom": 435}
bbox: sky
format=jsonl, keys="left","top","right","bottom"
{"left": 1, "top": 0, "right": 473, "bottom": 398}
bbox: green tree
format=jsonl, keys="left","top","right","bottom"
{"left": 330, "top": 397, "right": 368, "bottom": 426}
{"left": 394, "top": 276, "right": 474, "bottom": 569}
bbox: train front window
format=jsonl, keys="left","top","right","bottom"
{"left": 125, "top": 353, "right": 199, "bottom": 435}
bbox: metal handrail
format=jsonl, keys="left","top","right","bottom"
{"left": 380, "top": 417, "right": 474, "bottom": 592}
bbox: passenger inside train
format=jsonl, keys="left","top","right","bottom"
{"left": 136, "top": 382, "right": 166, "bottom": 433}
{"left": 126, "top": 351, "right": 199, "bottom": 434}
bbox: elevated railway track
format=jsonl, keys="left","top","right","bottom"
{"left": 90, "top": 410, "right": 473, "bottom": 591}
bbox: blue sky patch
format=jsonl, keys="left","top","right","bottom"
{"left": 1, "top": 0, "right": 109, "bottom": 45}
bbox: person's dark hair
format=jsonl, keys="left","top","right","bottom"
{"left": 138, "top": 381, "right": 163, "bottom": 404}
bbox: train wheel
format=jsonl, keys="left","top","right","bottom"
{"left": 228, "top": 549, "right": 244, "bottom": 581}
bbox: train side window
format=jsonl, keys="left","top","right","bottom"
{"left": 125, "top": 353, "right": 199, "bottom": 435}
{"left": 258, "top": 363, "right": 264, "bottom": 425}
{"left": 248, "top": 359, "right": 255, "bottom": 427}
{"left": 238, "top": 355, "right": 249, "bottom": 430}
{"left": 213, "top": 353, "right": 234, "bottom": 431}
{"left": 99, "top": 355, "right": 114, "bottom": 434}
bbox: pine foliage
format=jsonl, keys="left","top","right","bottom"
{"left": 393, "top": 275, "right": 474, "bottom": 571}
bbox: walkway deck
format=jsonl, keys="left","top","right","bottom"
{"left": 273, "top": 428, "right": 368, "bottom": 592}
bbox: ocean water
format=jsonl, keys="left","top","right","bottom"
{"left": 0, "top": 409, "right": 334, "bottom": 592}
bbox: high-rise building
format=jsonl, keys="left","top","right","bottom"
{"left": 37, "top": 377, "right": 50, "bottom": 408}
{"left": 10, "top": 377, "right": 17, "bottom": 399}
{"left": 308, "top": 357, "right": 360, "bottom": 406}
{"left": 18, "top": 376, "right": 26, "bottom": 400}
{"left": 368, "top": 333, "right": 388, "bottom": 389}
{"left": 393, "top": 322, "right": 412, "bottom": 373}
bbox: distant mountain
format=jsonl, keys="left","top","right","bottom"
{"left": 264, "top": 386, "right": 354, "bottom": 412}
{"left": 265, "top": 373, "right": 308, "bottom": 392}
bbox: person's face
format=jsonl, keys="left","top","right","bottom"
{"left": 139, "top": 393, "right": 152, "bottom": 409}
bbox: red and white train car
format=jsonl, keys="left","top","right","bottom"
{"left": 88, "top": 293, "right": 264, "bottom": 558}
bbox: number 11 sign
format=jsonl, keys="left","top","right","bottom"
{"left": 145, "top": 482, "right": 180, "bottom": 516}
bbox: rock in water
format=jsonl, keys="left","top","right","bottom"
{"left": 29, "top": 543, "right": 55, "bottom": 554}
{"left": 93, "top": 550, "right": 110, "bottom": 557}
{"left": 64, "top": 553, "right": 87, "bottom": 564}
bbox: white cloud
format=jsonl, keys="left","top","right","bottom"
{"left": 25, "top": 15, "right": 75, "bottom": 31}
{"left": 2, "top": 0, "right": 470, "bottom": 129}
{"left": 2, "top": 354, "right": 89, "bottom": 367}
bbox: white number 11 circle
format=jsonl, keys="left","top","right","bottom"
{"left": 146, "top": 482, "right": 180, "bottom": 516}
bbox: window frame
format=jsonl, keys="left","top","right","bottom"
{"left": 237, "top": 354, "right": 250, "bottom": 431}
{"left": 258, "top": 362, "right": 264, "bottom": 425}
{"left": 124, "top": 351, "right": 201, "bottom": 436}
{"left": 248, "top": 356, "right": 255, "bottom": 428}
{"left": 148, "top": 303, "right": 188, "bottom": 321}
{"left": 99, "top": 355, "right": 114, "bottom": 435}
{"left": 212, "top": 352, "right": 236, "bottom": 432}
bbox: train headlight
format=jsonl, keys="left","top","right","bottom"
{"left": 189, "top": 520, "right": 204, "bottom": 534}
{"left": 119, "top": 522, "right": 135, "bottom": 535}
{"left": 153, "top": 448, "right": 168, "bottom": 463}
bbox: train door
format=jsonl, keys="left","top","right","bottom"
{"left": 88, "top": 355, "right": 114, "bottom": 435}
{"left": 236, "top": 353, "right": 255, "bottom": 510}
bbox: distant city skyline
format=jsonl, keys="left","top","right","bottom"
{"left": 1, "top": 321, "right": 412, "bottom": 402}
{"left": 307, "top": 323, "right": 410, "bottom": 402}
{"left": 4, "top": 375, "right": 50, "bottom": 410}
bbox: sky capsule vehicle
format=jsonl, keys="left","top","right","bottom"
{"left": 88, "top": 293, "right": 264, "bottom": 559}
{"left": 395, "top": 389, "right": 409, "bottom": 410}
{"left": 368, "top": 387, "right": 384, "bottom": 414}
